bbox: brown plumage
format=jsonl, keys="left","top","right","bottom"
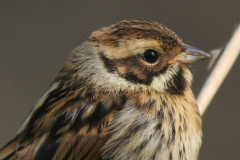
{"left": 0, "top": 19, "right": 209, "bottom": 160}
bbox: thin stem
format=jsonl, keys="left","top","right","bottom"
{"left": 197, "top": 24, "right": 240, "bottom": 115}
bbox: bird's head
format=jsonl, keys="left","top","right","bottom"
{"left": 63, "top": 20, "right": 209, "bottom": 97}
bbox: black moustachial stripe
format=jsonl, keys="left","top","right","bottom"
{"left": 166, "top": 67, "right": 187, "bottom": 95}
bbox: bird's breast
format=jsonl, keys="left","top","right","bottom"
{"left": 102, "top": 91, "right": 202, "bottom": 160}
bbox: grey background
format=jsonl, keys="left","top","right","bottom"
{"left": 0, "top": 1, "right": 240, "bottom": 159}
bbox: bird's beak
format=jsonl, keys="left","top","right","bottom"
{"left": 168, "top": 44, "right": 210, "bottom": 64}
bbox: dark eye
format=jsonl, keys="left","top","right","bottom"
{"left": 143, "top": 50, "right": 159, "bottom": 63}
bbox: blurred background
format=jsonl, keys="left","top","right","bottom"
{"left": 0, "top": 1, "right": 240, "bottom": 159}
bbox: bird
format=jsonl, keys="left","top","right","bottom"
{"left": 0, "top": 19, "right": 209, "bottom": 160}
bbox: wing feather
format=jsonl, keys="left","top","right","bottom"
{"left": 0, "top": 82, "right": 126, "bottom": 160}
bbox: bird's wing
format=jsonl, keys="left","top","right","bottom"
{"left": 0, "top": 137, "right": 19, "bottom": 160}
{"left": 0, "top": 81, "right": 124, "bottom": 160}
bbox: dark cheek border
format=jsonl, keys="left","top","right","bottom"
{"left": 99, "top": 52, "right": 116, "bottom": 73}
{"left": 99, "top": 52, "right": 171, "bottom": 85}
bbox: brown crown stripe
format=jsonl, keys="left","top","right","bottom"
{"left": 88, "top": 20, "right": 182, "bottom": 48}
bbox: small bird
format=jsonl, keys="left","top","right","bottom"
{"left": 0, "top": 20, "right": 209, "bottom": 160}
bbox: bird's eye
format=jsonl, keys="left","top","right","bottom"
{"left": 143, "top": 50, "right": 159, "bottom": 63}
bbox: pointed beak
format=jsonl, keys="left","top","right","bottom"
{"left": 168, "top": 44, "right": 210, "bottom": 64}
